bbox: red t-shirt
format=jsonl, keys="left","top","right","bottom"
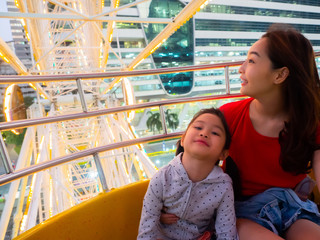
{"left": 220, "top": 97, "right": 316, "bottom": 196}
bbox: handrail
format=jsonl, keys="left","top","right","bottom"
{"left": 0, "top": 132, "right": 182, "bottom": 186}
{"left": 0, "top": 93, "right": 244, "bottom": 186}
{"left": 0, "top": 58, "right": 246, "bottom": 188}
{"left": 0, "top": 52, "right": 319, "bottom": 186}
{"left": 0, "top": 59, "right": 245, "bottom": 132}
{"left": 0, "top": 59, "right": 246, "bottom": 187}
{"left": 0, "top": 59, "right": 246, "bottom": 133}
{"left": 0, "top": 61, "right": 244, "bottom": 83}
{"left": 0, "top": 51, "right": 319, "bottom": 84}
{"left": 0, "top": 94, "right": 243, "bottom": 131}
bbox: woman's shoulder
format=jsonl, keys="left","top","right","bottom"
{"left": 219, "top": 98, "right": 253, "bottom": 134}
{"left": 220, "top": 97, "right": 252, "bottom": 112}
{"left": 219, "top": 97, "right": 253, "bottom": 123}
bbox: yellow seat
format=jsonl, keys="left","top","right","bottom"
{"left": 12, "top": 173, "right": 319, "bottom": 240}
{"left": 13, "top": 180, "right": 150, "bottom": 240}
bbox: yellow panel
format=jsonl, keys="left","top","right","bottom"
{"left": 14, "top": 180, "right": 150, "bottom": 240}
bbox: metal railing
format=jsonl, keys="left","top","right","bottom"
{"left": 0, "top": 60, "right": 245, "bottom": 187}
{"left": 0, "top": 94, "right": 243, "bottom": 186}
{"left": 0, "top": 51, "right": 319, "bottom": 187}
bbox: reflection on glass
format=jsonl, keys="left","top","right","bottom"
{"left": 144, "top": 0, "right": 194, "bottom": 95}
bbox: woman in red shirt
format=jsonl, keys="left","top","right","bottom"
{"left": 220, "top": 23, "right": 320, "bottom": 240}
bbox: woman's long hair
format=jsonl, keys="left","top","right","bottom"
{"left": 263, "top": 23, "right": 320, "bottom": 174}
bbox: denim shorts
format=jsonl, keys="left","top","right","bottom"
{"left": 235, "top": 187, "right": 320, "bottom": 237}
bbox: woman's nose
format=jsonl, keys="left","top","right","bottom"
{"left": 239, "top": 61, "right": 246, "bottom": 73}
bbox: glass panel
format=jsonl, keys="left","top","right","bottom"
{"left": 144, "top": 0, "right": 194, "bottom": 95}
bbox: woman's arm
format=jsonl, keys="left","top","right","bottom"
{"left": 312, "top": 149, "right": 320, "bottom": 192}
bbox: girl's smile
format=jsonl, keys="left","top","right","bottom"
{"left": 194, "top": 139, "right": 209, "bottom": 147}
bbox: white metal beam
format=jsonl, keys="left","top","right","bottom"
{"left": 0, "top": 12, "right": 172, "bottom": 23}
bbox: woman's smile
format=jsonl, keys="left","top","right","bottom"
{"left": 240, "top": 78, "right": 248, "bottom": 87}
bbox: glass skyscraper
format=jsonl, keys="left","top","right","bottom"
{"left": 145, "top": 0, "right": 194, "bottom": 95}
{"left": 104, "top": 0, "right": 320, "bottom": 100}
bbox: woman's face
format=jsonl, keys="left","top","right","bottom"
{"left": 239, "top": 37, "right": 280, "bottom": 98}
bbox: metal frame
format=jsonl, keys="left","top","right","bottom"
{"left": 0, "top": 93, "right": 242, "bottom": 186}
{"left": 0, "top": 55, "right": 244, "bottom": 237}
{"left": 0, "top": 51, "right": 319, "bottom": 184}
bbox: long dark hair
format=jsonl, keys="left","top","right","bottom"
{"left": 175, "top": 108, "right": 231, "bottom": 157}
{"left": 263, "top": 23, "right": 320, "bottom": 174}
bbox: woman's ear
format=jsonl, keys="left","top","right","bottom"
{"left": 219, "top": 149, "right": 229, "bottom": 161}
{"left": 274, "top": 67, "right": 289, "bottom": 84}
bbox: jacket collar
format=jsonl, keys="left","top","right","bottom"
{"left": 169, "top": 153, "right": 230, "bottom": 184}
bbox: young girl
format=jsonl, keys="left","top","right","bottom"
{"left": 137, "top": 108, "right": 238, "bottom": 240}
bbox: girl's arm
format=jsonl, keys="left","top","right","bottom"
{"left": 137, "top": 176, "right": 164, "bottom": 239}
{"left": 215, "top": 183, "right": 238, "bottom": 240}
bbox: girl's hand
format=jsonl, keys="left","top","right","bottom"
{"left": 160, "top": 207, "right": 179, "bottom": 224}
{"left": 160, "top": 213, "right": 179, "bottom": 224}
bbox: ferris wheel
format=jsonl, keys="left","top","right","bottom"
{"left": 0, "top": 0, "right": 209, "bottom": 237}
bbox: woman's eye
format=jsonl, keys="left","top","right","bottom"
{"left": 248, "top": 59, "right": 255, "bottom": 63}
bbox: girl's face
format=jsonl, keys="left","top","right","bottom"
{"left": 181, "top": 113, "right": 228, "bottom": 163}
{"left": 239, "top": 37, "right": 282, "bottom": 98}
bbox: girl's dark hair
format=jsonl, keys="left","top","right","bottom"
{"left": 175, "top": 108, "right": 231, "bottom": 158}
{"left": 263, "top": 23, "right": 320, "bottom": 174}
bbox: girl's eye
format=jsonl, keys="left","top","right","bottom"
{"left": 194, "top": 126, "right": 202, "bottom": 130}
{"left": 248, "top": 59, "right": 255, "bottom": 63}
{"left": 211, "top": 131, "right": 219, "bottom": 136}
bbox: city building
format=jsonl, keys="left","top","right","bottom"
{"left": 6, "top": 0, "right": 32, "bottom": 69}
{"left": 3, "top": 0, "right": 320, "bottom": 103}
{"left": 104, "top": 0, "right": 320, "bottom": 100}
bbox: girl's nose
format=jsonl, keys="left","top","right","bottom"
{"left": 200, "top": 133, "right": 208, "bottom": 138}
